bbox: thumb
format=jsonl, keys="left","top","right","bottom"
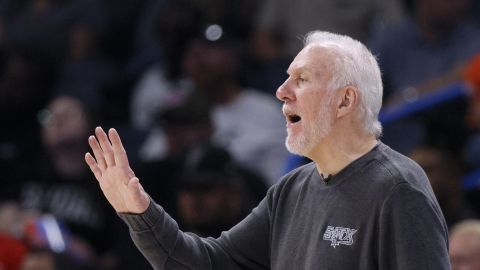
{"left": 127, "top": 177, "right": 143, "bottom": 196}
{"left": 127, "top": 177, "right": 150, "bottom": 212}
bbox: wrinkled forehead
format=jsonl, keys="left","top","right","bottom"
{"left": 288, "top": 45, "right": 336, "bottom": 77}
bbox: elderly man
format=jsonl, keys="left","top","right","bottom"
{"left": 450, "top": 220, "right": 480, "bottom": 270}
{"left": 85, "top": 31, "right": 450, "bottom": 269}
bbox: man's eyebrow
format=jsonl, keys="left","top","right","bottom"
{"left": 287, "top": 66, "right": 307, "bottom": 76}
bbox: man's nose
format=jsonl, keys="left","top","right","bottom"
{"left": 276, "top": 79, "right": 294, "bottom": 102}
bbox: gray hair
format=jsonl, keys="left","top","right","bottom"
{"left": 450, "top": 219, "right": 480, "bottom": 238}
{"left": 304, "top": 31, "right": 383, "bottom": 138}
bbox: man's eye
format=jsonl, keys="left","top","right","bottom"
{"left": 297, "top": 77, "right": 306, "bottom": 84}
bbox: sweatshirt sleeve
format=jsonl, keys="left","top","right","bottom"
{"left": 378, "top": 183, "right": 451, "bottom": 270}
{"left": 118, "top": 195, "right": 271, "bottom": 270}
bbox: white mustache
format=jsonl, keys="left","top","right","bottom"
{"left": 282, "top": 105, "right": 297, "bottom": 117}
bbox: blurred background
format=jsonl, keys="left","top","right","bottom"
{"left": 0, "top": 0, "right": 480, "bottom": 269}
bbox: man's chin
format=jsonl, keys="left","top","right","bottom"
{"left": 285, "top": 137, "right": 308, "bottom": 156}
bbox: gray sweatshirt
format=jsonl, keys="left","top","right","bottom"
{"left": 119, "top": 142, "right": 451, "bottom": 269}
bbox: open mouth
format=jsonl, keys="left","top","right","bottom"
{"left": 288, "top": 114, "right": 302, "bottom": 124}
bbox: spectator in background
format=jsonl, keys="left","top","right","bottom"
{"left": 449, "top": 219, "right": 480, "bottom": 270}
{"left": 369, "top": 0, "right": 480, "bottom": 153}
{"left": 242, "top": 24, "right": 290, "bottom": 96}
{"left": 134, "top": 91, "right": 215, "bottom": 215}
{"left": 54, "top": 22, "right": 116, "bottom": 116}
{"left": 254, "top": 0, "right": 405, "bottom": 58}
{"left": 410, "top": 146, "right": 477, "bottom": 227}
{"left": 130, "top": 0, "right": 202, "bottom": 132}
{"left": 38, "top": 95, "right": 97, "bottom": 182}
{"left": 370, "top": 0, "right": 480, "bottom": 101}
{"left": 176, "top": 145, "right": 266, "bottom": 237}
{"left": 133, "top": 0, "right": 260, "bottom": 70}
{"left": 0, "top": 0, "right": 113, "bottom": 167}
{"left": 138, "top": 36, "right": 288, "bottom": 186}
{"left": 0, "top": 0, "right": 106, "bottom": 65}
{"left": 0, "top": 52, "right": 56, "bottom": 200}
{"left": 182, "top": 37, "right": 288, "bottom": 185}
{"left": 15, "top": 94, "right": 110, "bottom": 268}
{"left": 136, "top": 91, "right": 267, "bottom": 217}
{"left": 5, "top": 94, "right": 150, "bottom": 270}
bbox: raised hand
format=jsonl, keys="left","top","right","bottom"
{"left": 85, "top": 127, "right": 150, "bottom": 214}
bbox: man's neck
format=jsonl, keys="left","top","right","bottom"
{"left": 309, "top": 132, "right": 378, "bottom": 178}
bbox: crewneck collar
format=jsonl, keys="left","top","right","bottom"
{"left": 315, "top": 141, "right": 384, "bottom": 188}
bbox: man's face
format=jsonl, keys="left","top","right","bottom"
{"left": 40, "top": 96, "right": 91, "bottom": 178}
{"left": 450, "top": 232, "right": 480, "bottom": 270}
{"left": 276, "top": 45, "right": 336, "bottom": 157}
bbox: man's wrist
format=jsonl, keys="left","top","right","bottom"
{"left": 118, "top": 199, "right": 163, "bottom": 231}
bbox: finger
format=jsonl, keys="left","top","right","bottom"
{"left": 108, "top": 128, "right": 130, "bottom": 167}
{"left": 88, "top": 135, "right": 107, "bottom": 171}
{"left": 85, "top": 152, "right": 103, "bottom": 181}
{"left": 95, "top": 126, "right": 116, "bottom": 167}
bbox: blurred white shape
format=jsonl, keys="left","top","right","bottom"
{"left": 42, "top": 214, "right": 66, "bottom": 253}
{"left": 205, "top": 24, "right": 223, "bottom": 41}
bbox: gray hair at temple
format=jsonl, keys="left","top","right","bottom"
{"left": 304, "top": 31, "right": 383, "bottom": 138}
{"left": 450, "top": 219, "right": 480, "bottom": 237}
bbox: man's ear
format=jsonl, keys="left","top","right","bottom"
{"left": 336, "top": 86, "right": 358, "bottom": 118}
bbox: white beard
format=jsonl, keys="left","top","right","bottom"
{"left": 285, "top": 95, "right": 334, "bottom": 156}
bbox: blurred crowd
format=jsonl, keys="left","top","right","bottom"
{"left": 0, "top": 0, "right": 480, "bottom": 269}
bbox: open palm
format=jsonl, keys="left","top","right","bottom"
{"left": 85, "top": 127, "right": 150, "bottom": 213}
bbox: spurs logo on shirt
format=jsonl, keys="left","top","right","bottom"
{"left": 323, "top": 226, "right": 357, "bottom": 248}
